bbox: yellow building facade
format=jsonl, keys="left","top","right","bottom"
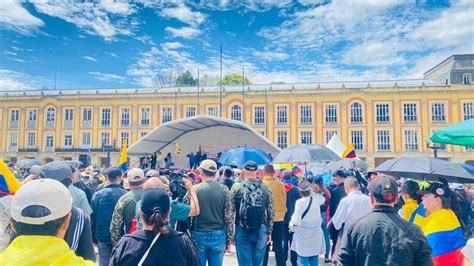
{"left": 1, "top": 82, "right": 473, "bottom": 168}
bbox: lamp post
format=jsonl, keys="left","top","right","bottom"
{"left": 426, "top": 142, "right": 444, "bottom": 158}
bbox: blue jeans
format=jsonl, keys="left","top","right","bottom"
{"left": 235, "top": 225, "right": 267, "bottom": 266}
{"left": 299, "top": 255, "right": 319, "bottom": 266}
{"left": 193, "top": 229, "right": 227, "bottom": 266}
{"left": 97, "top": 241, "right": 112, "bottom": 266}
{"left": 321, "top": 212, "right": 330, "bottom": 258}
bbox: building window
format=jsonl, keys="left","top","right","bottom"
{"left": 276, "top": 106, "right": 288, "bottom": 124}
{"left": 82, "top": 132, "right": 91, "bottom": 147}
{"left": 162, "top": 107, "right": 173, "bottom": 123}
{"left": 82, "top": 108, "right": 92, "bottom": 128}
{"left": 120, "top": 108, "right": 130, "bottom": 127}
{"left": 45, "top": 135, "right": 54, "bottom": 151}
{"left": 9, "top": 132, "right": 18, "bottom": 152}
{"left": 463, "top": 73, "right": 472, "bottom": 85}
{"left": 254, "top": 106, "right": 265, "bottom": 124}
{"left": 277, "top": 131, "right": 288, "bottom": 149}
{"left": 300, "top": 131, "right": 312, "bottom": 144}
{"left": 120, "top": 132, "right": 129, "bottom": 146}
{"left": 141, "top": 107, "right": 150, "bottom": 125}
{"left": 27, "top": 109, "right": 37, "bottom": 128}
{"left": 325, "top": 105, "right": 338, "bottom": 124}
{"left": 45, "top": 107, "right": 56, "bottom": 128}
{"left": 101, "top": 132, "right": 110, "bottom": 147}
{"left": 351, "top": 130, "right": 364, "bottom": 150}
{"left": 185, "top": 106, "right": 196, "bottom": 118}
{"left": 9, "top": 109, "right": 19, "bottom": 128}
{"left": 431, "top": 103, "right": 446, "bottom": 122}
{"left": 376, "top": 104, "right": 390, "bottom": 123}
{"left": 230, "top": 105, "right": 242, "bottom": 121}
{"left": 463, "top": 102, "right": 474, "bottom": 120}
{"left": 377, "top": 130, "right": 391, "bottom": 151}
{"left": 404, "top": 130, "right": 419, "bottom": 151}
{"left": 64, "top": 108, "right": 74, "bottom": 127}
{"left": 403, "top": 103, "right": 417, "bottom": 123}
{"left": 101, "top": 108, "right": 111, "bottom": 127}
{"left": 64, "top": 134, "right": 73, "bottom": 148}
{"left": 350, "top": 102, "right": 363, "bottom": 123}
{"left": 27, "top": 132, "right": 36, "bottom": 148}
{"left": 207, "top": 106, "right": 218, "bottom": 117}
{"left": 300, "top": 105, "right": 313, "bottom": 124}
{"left": 325, "top": 130, "right": 337, "bottom": 144}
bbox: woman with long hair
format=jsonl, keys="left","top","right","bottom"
{"left": 400, "top": 180, "right": 425, "bottom": 227}
{"left": 110, "top": 188, "right": 199, "bottom": 266}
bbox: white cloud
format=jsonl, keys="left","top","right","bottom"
{"left": 82, "top": 56, "right": 98, "bottom": 62}
{"left": 0, "top": 0, "right": 44, "bottom": 35}
{"left": 4, "top": 51, "right": 17, "bottom": 56}
{"left": 253, "top": 50, "right": 290, "bottom": 61}
{"left": 30, "top": 1, "right": 136, "bottom": 41}
{"left": 89, "top": 72, "right": 128, "bottom": 83}
{"left": 7, "top": 58, "right": 29, "bottom": 63}
{"left": 160, "top": 4, "right": 206, "bottom": 27}
{"left": 105, "top": 52, "right": 118, "bottom": 58}
{"left": 161, "top": 42, "right": 185, "bottom": 50}
{"left": 0, "top": 69, "right": 40, "bottom": 90}
{"left": 99, "top": 0, "right": 136, "bottom": 15}
{"left": 165, "top": 27, "right": 202, "bottom": 39}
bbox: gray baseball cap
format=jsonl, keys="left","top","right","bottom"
{"left": 40, "top": 162, "right": 72, "bottom": 181}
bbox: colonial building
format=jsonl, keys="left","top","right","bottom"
{"left": 1, "top": 57, "right": 474, "bottom": 167}
{"left": 424, "top": 54, "right": 474, "bottom": 85}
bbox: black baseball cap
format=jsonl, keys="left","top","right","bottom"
{"left": 417, "top": 182, "right": 450, "bottom": 198}
{"left": 140, "top": 188, "right": 170, "bottom": 217}
{"left": 243, "top": 160, "right": 258, "bottom": 171}
{"left": 107, "top": 167, "right": 123, "bottom": 180}
{"left": 368, "top": 176, "right": 398, "bottom": 203}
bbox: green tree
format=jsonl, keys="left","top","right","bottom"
{"left": 218, "top": 73, "right": 252, "bottom": 86}
{"left": 175, "top": 71, "right": 197, "bottom": 86}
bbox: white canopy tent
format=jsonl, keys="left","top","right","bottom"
{"left": 128, "top": 115, "right": 281, "bottom": 168}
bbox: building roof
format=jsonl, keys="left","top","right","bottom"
{"left": 0, "top": 79, "right": 443, "bottom": 97}
{"left": 423, "top": 54, "right": 474, "bottom": 76}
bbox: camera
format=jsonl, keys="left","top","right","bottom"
{"left": 169, "top": 172, "right": 187, "bottom": 201}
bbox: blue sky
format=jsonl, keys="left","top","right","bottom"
{"left": 0, "top": 0, "right": 472, "bottom": 90}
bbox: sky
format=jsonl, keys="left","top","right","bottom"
{"left": 0, "top": 0, "right": 473, "bottom": 91}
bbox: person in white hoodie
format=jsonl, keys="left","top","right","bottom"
{"left": 289, "top": 180, "right": 326, "bottom": 266}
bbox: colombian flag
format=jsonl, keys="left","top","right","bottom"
{"left": 118, "top": 140, "right": 128, "bottom": 172}
{"left": 342, "top": 143, "right": 356, "bottom": 159}
{"left": 291, "top": 164, "right": 302, "bottom": 175}
{"left": 0, "top": 159, "right": 21, "bottom": 195}
{"left": 423, "top": 209, "right": 465, "bottom": 266}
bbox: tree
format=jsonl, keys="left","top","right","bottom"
{"left": 218, "top": 73, "right": 252, "bottom": 86}
{"left": 270, "top": 81, "right": 286, "bottom": 84}
{"left": 175, "top": 71, "right": 197, "bottom": 87}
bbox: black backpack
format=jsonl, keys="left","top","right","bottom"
{"left": 239, "top": 182, "right": 265, "bottom": 234}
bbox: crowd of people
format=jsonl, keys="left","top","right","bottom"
{"left": 0, "top": 159, "right": 474, "bottom": 266}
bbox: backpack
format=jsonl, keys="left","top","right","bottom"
{"left": 239, "top": 182, "right": 265, "bottom": 234}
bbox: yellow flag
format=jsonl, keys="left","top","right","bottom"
{"left": 118, "top": 139, "right": 128, "bottom": 171}
{"left": 0, "top": 159, "right": 21, "bottom": 194}
{"left": 175, "top": 143, "right": 181, "bottom": 157}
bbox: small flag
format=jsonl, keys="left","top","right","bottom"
{"left": 175, "top": 143, "right": 181, "bottom": 157}
{"left": 118, "top": 140, "right": 128, "bottom": 172}
{"left": 342, "top": 143, "right": 357, "bottom": 159}
{"left": 292, "top": 165, "right": 302, "bottom": 175}
{"left": 0, "top": 159, "right": 21, "bottom": 195}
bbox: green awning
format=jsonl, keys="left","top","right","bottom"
{"left": 428, "top": 119, "right": 474, "bottom": 147}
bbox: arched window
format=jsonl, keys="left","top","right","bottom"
{"left": 45, "top": 107, "right": 56, "bottom": 127}
{"left": 350, "top": 102, "right": 363, "bottom": 123}
{"left": 230, "top": 105, "right": 242, "bottom": 121}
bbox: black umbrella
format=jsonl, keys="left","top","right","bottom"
{"left": 15, "top": 159, "right": 41, "bottom": 169}
{"left": 273, "top": 144, "right": 340, "bottom": 164}
{"left": 374, "top": 156, "right": 474, "bottom": 183}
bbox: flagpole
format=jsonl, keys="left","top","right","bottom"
{"left": 219, "top": 44, "right": 223, "bottom": 117}
{"left": 197, "top": 68, "right": 200, "bottom": 115}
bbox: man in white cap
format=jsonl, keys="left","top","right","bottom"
{"left": 0, "top": 179, "right": 94, "bottom": 265}
{"left": 110, "top": 168, "right": 146, "bottom": 246}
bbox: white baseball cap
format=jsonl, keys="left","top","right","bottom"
{"left": 127, "top": 168, "right": 145, "bottom": 183}
{"left": 11, "top": 179, "right": 72, "bottom": 225}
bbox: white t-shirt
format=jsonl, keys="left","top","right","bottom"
{"left": 462, "top": 238, "right": 474, "bottom": 263}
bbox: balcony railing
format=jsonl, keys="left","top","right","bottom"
{"left": 9, "top": 121, "right": 18, "bottom": 128}
{"left": 45, "top": 121, "right": 55, "bottom": 128}
{"left": 45, "top": 146, "right": 54, "bottom": 152}
{"left": 82, "top": 120, "right": 91, "bottom": 128}
{"left": 27, "top": 120, "right": 37, "bottom": 128}
{"left": 19, "top": 147, "right": 39, "bottom": 152}
{"left": 8, "top": 146, "right": 18, "bottom": 152}
{"left": 63, "top": 120, "right": 73, "bottom": 128}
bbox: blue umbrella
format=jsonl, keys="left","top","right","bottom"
{"left": 218, "top": 147, "right": 272, "bottom": 168}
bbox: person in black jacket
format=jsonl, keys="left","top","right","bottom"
{"left": 110, "top": 188, "right": 199, "bottom": 266}
{"left": 338, "top": 176, "right": 433, "bottom": 266}
{"left": 282, "top": 172, "right": 300, "bottom": 266}
{"left": 327, "top": 170, "right": 347, "bottom": 258}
